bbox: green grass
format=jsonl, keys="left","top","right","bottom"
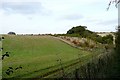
{"left": 2, "top": 35, "right": 103, "bottom": 78}
{"left": 0, "top": 35, "right": 2, "bottom": 79}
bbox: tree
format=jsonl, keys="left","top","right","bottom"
{"left": 67, "top": 25, "right": 87, "bottom": 35}
{"left": 107, "top": 0, "right": 120, "bottom": 10}
{"left": 8, "top": 32, "right": 16, "bottom": 35}
{"left": 66, "top": 25, "right": 105, "bottom": 43}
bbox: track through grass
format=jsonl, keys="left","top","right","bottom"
{"left": 2, "top": 35, "right": 104, "bottom": 78}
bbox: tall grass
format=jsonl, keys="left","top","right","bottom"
{"left": 63, "top": 49, "right": 115, "bottom": 78}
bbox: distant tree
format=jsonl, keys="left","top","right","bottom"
{"left": 8, "top": 32, "right": 16, "bottom": 35}
{"left": 82, "top": 30, "right": 93, "bottom": 38}
{"left": 67, "top": 25, "right": 87, "bottom": 35}
{"left": 66, "top": 25, "right": 104, "bottom": 43}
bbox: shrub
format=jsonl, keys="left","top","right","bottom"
{"left": 72, "top": 40, "right": 78, "bottom": 45}
{"left": 102, "top": 34, "right": 113, "bottom": 44}
{"left": 8, "top": 32, "right": 16, "bottom": 35}
{"left": 84, "top": 40, "right": 89, "bottom": 47}
{"left": 89, "top": 44, "right": 95, "bottom": 48}
{"left": 116, "top": 26, "right": 120, "bottom": 53}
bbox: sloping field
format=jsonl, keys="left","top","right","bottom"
{"left": 0, "top": 35, "right": 2, "bottom": 79}
{"left": 2, "top": 35, "right": 102, "bottom": 78}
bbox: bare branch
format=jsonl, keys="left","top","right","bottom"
{"left": 107, "top": 0, "right": 120, "bottom": 10}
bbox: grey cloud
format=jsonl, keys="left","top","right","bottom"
{"left": 1, "top": 2, "right": 50, "bottom": 15}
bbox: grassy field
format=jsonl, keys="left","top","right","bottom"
{"left": 2, "top": 35, "right": 104, "bottom": 78}
{"left": 0, "top": 35, "right": 2, "bottom": 79}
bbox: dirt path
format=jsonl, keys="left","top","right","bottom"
{"left": 52, "top": 36, "right": 81, "bottom": 49}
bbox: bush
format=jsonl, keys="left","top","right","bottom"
{"left": 67, "top": 25, "right": 87, "bottom": 35}
{"left": 84, "top": 40, "right": 89, "bottom": 47}
{"left": 89, "top": 44, "right": 95, "bottom": 48}
{"left": 8, "top": 32, "right": 16, "bottom": 35}
{"left": 72, "top": 40, "right": 80, "bottom": 46}
{"left": 102, "top": 35, "right": 113, "bottom": 44}
{"left": 116, "top": 26, "right": 120, "bottom": 53}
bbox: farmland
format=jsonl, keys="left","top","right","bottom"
{"left": 2, "top": 35, "right": 108, "bottom": 78}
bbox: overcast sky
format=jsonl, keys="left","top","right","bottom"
{"left": 0, "top": 0, "right": 118, "bottom": 34}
